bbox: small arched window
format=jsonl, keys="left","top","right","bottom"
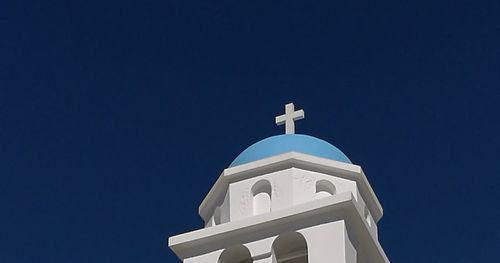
{"left": 272, "top": 232, "right": 308, "bottom": 263}
{"left": 315, "top": 180, "right": 336, "bottom": 199}
{"left": 219, "top": 245, "right": 253, "bottom": 263}
{"left": 251, "top": 180, "right": 272, "bottom": 215}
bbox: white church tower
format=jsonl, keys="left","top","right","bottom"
{"left": 168, "top": 103, "right": 390, "bottom": 263}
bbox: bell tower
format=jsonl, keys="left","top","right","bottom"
{"left": 168, "top": 103, "right": 390, "bottom": 263}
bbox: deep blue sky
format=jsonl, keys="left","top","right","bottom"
{"left": 1, "top": 0, "right": 499, "bottom": 262}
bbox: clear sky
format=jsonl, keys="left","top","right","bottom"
{"left": 1, "top": 0, "right": 499, "bottom": 262}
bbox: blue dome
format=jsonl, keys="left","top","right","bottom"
{"left": 230, "top": 134, "right": 351, "bottom": 167}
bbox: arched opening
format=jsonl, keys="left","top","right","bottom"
{"left": 272, "top": 232, "right": 308, "bottom": 263}
{"left": 251, "top": 180, "right": 272, "bottom": 215}
{"left": 315, "top": 180, "right": 336, "bottom": 199}
{"left": 218, "top": 244, "right": 253, "bottom": 263}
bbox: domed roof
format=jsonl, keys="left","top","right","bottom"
{"left": 229, "top": 134, "right": 351, "bottom": 167}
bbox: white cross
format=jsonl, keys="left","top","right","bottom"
{"left": 275, "top": 103, "right": 305, "bottom": 134}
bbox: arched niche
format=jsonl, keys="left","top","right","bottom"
{"left": 315, "top": 179, "right": 336, "bottom": 199}
{"left": 272, "top": 232, "right": 308, "bottom": 263}
{"left": 218, "top": 244, "right": 253, "bottom": 263}
{"left": 251, "top": 180, "right": 272, "bottom": 215}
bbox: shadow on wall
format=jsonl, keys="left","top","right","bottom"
{"left": 272, "top": 232, "right": 308, "bottom": 263}
{"left": 315, "top": 180, "right": 336, "bottom": 199}
{"left": 218, "top": 245, "right": 252, "bottom": 263}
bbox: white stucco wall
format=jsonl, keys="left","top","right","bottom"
{"left": 203, "top": 166, "right": 379, "bottom": 240}
{"left": 183, "top": 220, "right": 356, "bottom": 263}
{"left": 215, "top": 168, "right": 360, "bottom": 224}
